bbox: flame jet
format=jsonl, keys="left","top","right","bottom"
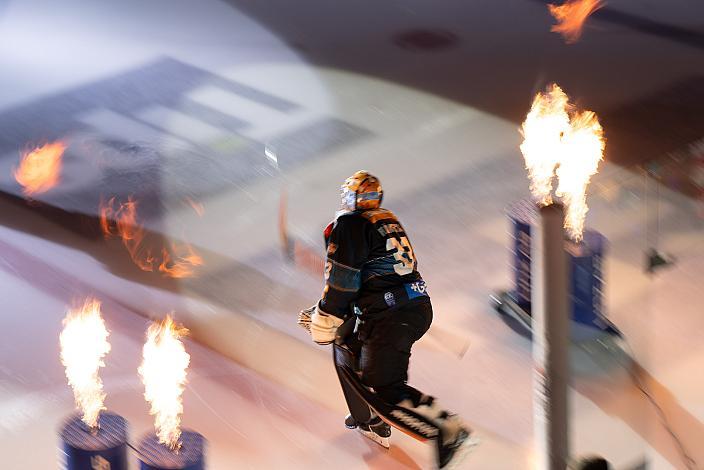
{"left": 100, "top": 197, "right": 203, "bottom": 277}
{"left": 59, "top": 298, "right": 111, "bottom": 429}
{"left": 548, "top": 0, "right": 605, "bottom": 44}
{"left": 519, "top": 83, "right": 605, "bottom": 241}
{"left": 14, "top": 141, "right": 67, "bottom": 196}
{"left": 138, "top": 315, "right": 190, "bottom": 450}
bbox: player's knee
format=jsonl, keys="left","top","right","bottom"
{"left": 372, "top": 384, "right": 407, "bottom": 405}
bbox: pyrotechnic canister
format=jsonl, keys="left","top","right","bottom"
{"left": 565, "top": 230, "right": 616, "bottom": 341}
{"left": 508, "top": 199, "right": 537, "bottom": 313}
{"left": 60, "top": 412, "right": 128, "bottom": 470}
{"left": 137, "top": 430, "right": 205, "bottom": 470}
{"left": 507, "top": 200, "right": 616, "bottom": 339}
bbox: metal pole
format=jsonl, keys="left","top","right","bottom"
{"left": 532, "top": 202, "right": 569, "bottom": 469}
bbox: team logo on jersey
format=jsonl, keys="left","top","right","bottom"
{"left": 405, "top": 281, "right": 428, "bottom": 299}
{"left": 384, "top": 292, "right": 396, "bottom": 307}
{"left": 327, "top": 242, "right": 338, "bottom": 255}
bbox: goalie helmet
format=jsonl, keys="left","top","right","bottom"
{"left": 340, "top": 170, "right": 383, "bottom": 211}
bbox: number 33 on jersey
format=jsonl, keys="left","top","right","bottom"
{"left": 386, "top": 235, "right": 416, "bottom": 275}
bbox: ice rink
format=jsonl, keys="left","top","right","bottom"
{"left": 1, "top": 0, "right": 703, "bottom": 468}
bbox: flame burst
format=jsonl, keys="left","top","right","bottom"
{"left": 139, "top": 316, "right": 190, "bottom": 450}
{"left": 519, "top": 83, "right": 605, "bottom": 241}
{"left": 14, "top": 141, "right": 66, "bottom": 196}
{"left": 59, "top": 298, "right": 111, "bottom": 429}
{"left": 519, "top": 84, "right": 571, "bottom": 206}
{"left": 556, "top": 110, "right": 604, "bottom": 239}
{"left": 100, "top": 197, "right": 155, "bottom": 271}
{"left": 548, "top": 0, "right": 605, "bottom": 44}
{"left": 100, "top": 197, "right": 202, "bottom": 277}
{"left": 159, "top": 244, "right": 204, "bottom": 278}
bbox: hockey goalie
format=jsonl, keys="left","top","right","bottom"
{"left": 298, "top": 170, "right": 479, "bottom": 469}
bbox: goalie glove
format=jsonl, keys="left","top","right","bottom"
{"left": 297, "top": 305, "right": 316, "bottom": 333}
{"left": 310, "top": 304, "right": 344, "bottom": 345}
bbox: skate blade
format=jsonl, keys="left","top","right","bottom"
{"left": 440, "top": 435, "right": 480, "bottom": 470}
{"left": 358, "top": 428, "right": 390, "bottom": 449}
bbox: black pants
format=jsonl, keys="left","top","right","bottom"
{"left": 347, "top": 300, "right": 433, "bottom": 405}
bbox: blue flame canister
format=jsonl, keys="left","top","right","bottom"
{"left": 138, "top": 431, "right": 205, "bottom": 470}
{"left": 507, "top": 200, "right": 621, "bottom": 340}
{"left": 60, "top": 412, "right": 128, "bottom": 470}
{"left": 565, "top": 230, "right": 620, "bottom": 341}
{"left": 507, "top": 199, "right": 538, "bottom": 314}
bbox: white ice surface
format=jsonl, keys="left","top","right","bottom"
{"left": 0, "top": 221, "right": 526, "bottom": 469}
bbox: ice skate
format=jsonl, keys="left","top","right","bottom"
{"left": 437, "top": 426, "right": 480, "bottom": 469}
{"left": 345, "top": 414, "right": 391, "bottom": 449}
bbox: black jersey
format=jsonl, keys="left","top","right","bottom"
{"left": 319, "top": 208, "right": 429, "bottom": 319}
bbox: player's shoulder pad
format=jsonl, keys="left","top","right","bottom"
{"left": 333, "top": 210, "right": 371, "bottom": 231}
{"left": 358, "top": 208, "right": 398, "bottom": 224}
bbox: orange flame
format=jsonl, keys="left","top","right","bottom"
{"left": 548, "top": 0, "right": 604, "bottom": 44}
{"left": 138, "top": 315, "right": 190, "bottom": 450}
{"left": 520, "top": 84, "right": 571, "bottom": 206}
{"left": 100, "top": 197, "right": 155, "bottom": 272}
{"left": 100, "top": 197, "right": 203, "bottom": 277}
{"left": 158, "top": 244, "right": 204, "bottom": 278}
{"left": 519, "top": 83, "right": 605, "bottom": 241}
{"left": 59, "top": 298, "right": 111, "bottom": 429}
{"left": 556, "top": 110, "right": 604, "bottom": 240}
{"left": 14, "top": 141, "right": 66, "bottom": 196}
